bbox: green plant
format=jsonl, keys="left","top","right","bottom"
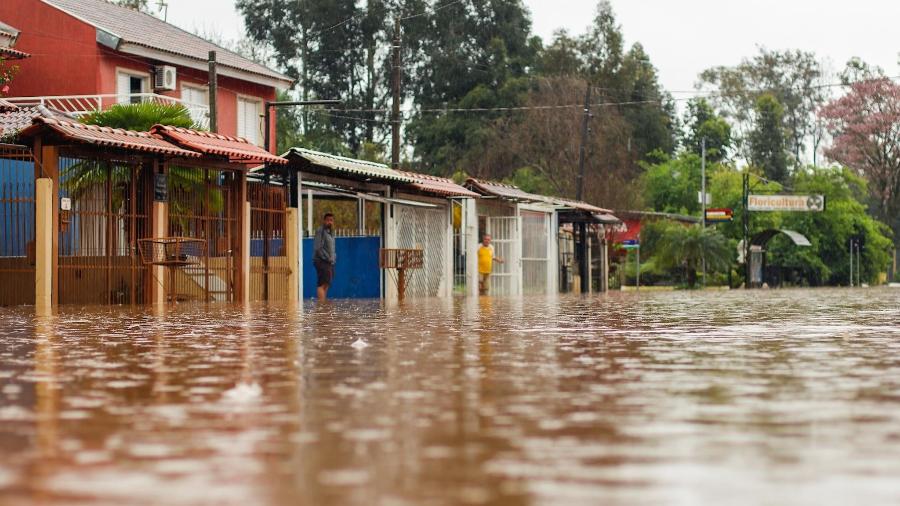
{"left": 653, "top": 224, "right": 733, "bottom": 288}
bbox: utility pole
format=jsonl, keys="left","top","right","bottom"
{"left": 207, "top": 51, "right": 218, "bottom": 133}
{"left": 576, "top": 84, "right": 592, "bottom": 202}
{"left": 742, "top": 172, "right": 750, "bottom": 288}
{"left": 576, "top": 84, "right": 592, "bottom": 294}
{"left": 849, "top": 239, "right": 854, "bottom": 287}
{"left": 391, "top": 17, "right": 402, "bottom": 169}
{"left": 701, "top": 137, "right": 706, "bottom": 288}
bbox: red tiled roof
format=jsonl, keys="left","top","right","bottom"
{"left": 18, "top": 117, "right": 201, "bottom": 157}
{"left": 0, "top": 105, "right": 73, "bottom": 139}
{"left": 152, "top": 125, "right": 287, "bottom": 165}
{"left": 43, "top": 0, "right": 291, "bottom": 85}
{"left": 397, "top": 170, "right": 479, "bottom": 197}
{"left": 0, "top": 47, "right": 30, "bottom": 59}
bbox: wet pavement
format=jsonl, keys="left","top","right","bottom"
{"left": 1, "top": 288, "right": 899, "bottom": 505}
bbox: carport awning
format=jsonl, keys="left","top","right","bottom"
{"left": 752, "top": 229, "right": 811, "bottom": 247}
{"left": 286, "top": 147, "right": 415, "bottom": 183}
{"left": 300, "top": 180, "right": 440, "bottom": 208}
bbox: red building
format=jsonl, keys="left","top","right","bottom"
{"left": 0, "top": 0, "right": 292, "bottom": 151}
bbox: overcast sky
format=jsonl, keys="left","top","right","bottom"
{"left": 164, "top": 0, "right": 899, "bottom": 94}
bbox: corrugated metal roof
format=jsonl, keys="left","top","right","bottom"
{"left": 466, "top": 178, "right": 540, "bottom": 201}
{"left": 18, "top": 117, "right": 201, "bottom": 157}
{"left": 466, "top": 178, "right": 612, "bottom": 213}
{"left": 397, "top": 171, "right": 479, "bottom": 198}
{"left": 152, "top": 125, "right": 287, "bottom": 165}
{"left": 286, "top": 148, "right": 415, "bottom": 183}
{"left": 42, "top": 0, "right": 292, "bottom": 85}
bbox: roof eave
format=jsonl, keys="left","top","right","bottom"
{"left": 118, "top": 43, "right": 293, "bottom": 89}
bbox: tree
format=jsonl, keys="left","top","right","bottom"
{"left": 470, "top": 76, "right": 640, "bottom": 209}
{"left": 819, "top": 77, "right": 900, "bottom": 239}
{"left": 770, "top": 167, "right": 893, "bottom": 285}
{"left": 683, "top": 98, "right": 732, "bottom": 163}
{"left": 700, "top": 47, "right": 825, "bottom": 163}
{"left": 653, "top": 225, "right": 732, "bottom": 288}
{"left": 113, "top": 0, "right": 151, "bottom": 12}
{"left": 749, "top": 94, "right": 789, "bottom": 183}
{"left": 641, "top": 152, "right": 705, "bottom": 215}
{"left": 74, "top": 103, "right": 223, "bottom": 215}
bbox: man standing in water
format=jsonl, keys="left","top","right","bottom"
{"left": 478, "top": 234, "right": 504, "bottom": 295}
{"left": 313, "top": 213, "right": 336, "bottom": 300}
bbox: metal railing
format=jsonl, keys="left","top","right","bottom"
{"left": 4, "top": 93, "right": 210, "bottom": 129}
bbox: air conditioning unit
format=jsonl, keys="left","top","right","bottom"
{"left": 153, "top": 65, "right": 177, "bottom": 91}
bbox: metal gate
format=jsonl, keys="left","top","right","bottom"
{"left": 249, "top": 181, "right": 290, "bottom": 301}
{"left": 168, "top": 169, "right": 235, "bottom": 302}
{"left": 0, "top": 146, "right": 36, "bottom": 306}
{"left": 521, "top": 211, "right": 549, "bottom": 294}
{"left": 58, "top": 156, "right": 150, "bottom": 305}
{"left": 396, "top": 205, "right": 447, "bottom": 298}
{"left": 487, "top": 215, "right": 517, "bottom": 296}
{"left": 452, "top": 199, "right": 467, "bottom": 294}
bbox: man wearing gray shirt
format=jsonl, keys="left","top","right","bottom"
{"left": 312, "top": 213, "right": 336, "bottom": 300}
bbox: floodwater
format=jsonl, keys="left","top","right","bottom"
{"left": 1, "top": 289, "right": 899, "bottom": 506}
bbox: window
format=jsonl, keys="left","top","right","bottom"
{"left": 237, "top": 97, "right": 262, "bottom": 146}
{"left": 181, "top": 85, "right": 209, "bottom": 126}
{"left": 117, "top": 71, "right": 148, "bottom": 104}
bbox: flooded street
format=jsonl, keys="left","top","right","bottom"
{"left": 1, "top": 289, "right": 899, "bottom": 505}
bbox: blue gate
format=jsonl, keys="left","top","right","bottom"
{"left": 302, "top": 236, "right": 381, "bottom": 298}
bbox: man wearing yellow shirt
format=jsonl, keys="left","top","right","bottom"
{"left": 477, "top": 234, "right": 504, "bottom": 295}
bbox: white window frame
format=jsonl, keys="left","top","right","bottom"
{"left": 236, "top": 95, "right": 264, "bottom": 146}
{"left": 116, "top": 67, "right": 150, "bottom": 105}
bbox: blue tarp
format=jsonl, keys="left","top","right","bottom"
{"left": 302, "top": 236, "right": 381, "bottom": 299}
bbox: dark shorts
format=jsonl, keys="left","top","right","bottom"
{"left": 314, "top": 260, "right": 334, "bottom": 287}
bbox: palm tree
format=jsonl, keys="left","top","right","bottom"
{"left": 65, "top": 102, "right": 223, "bottom": 213}
{"left": 654, "top": 225, "right": 732, "bottom": 288}
{"left": 63, "top": 103, "right": 223, "bottom": 250}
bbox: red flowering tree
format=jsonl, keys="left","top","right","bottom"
{"left": 0, "top": 56, "right": 18, "bottom": 95}
{"left": 820, "top": 78, "right": 900, "bottom": 237}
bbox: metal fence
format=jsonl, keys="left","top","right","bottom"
{"left": 521, "top": 211, "right": 549, "bottom": 295}
{"left": 452, "top": 200, "right": 467, "bottom": 295}
{"left": 58, "top": 155, "right": 150, "bottom": 305}
{"left": 395, "top": 205, "right": 447, "bottom": 298}
{"left": 0, "top": 145, "right": 36, "bottom": 306}
{"left": 168, "top": 169, "right": 236, "bottom": 302}
{"left": 249, "top": 181, "right": 290, "bottom": 302}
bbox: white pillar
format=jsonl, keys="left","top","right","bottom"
{"left": 512, "top": 204, "right": 523, "bottom": 296}
{"left": 443, "top": 202, "right": 453, "bottom": 298}
{"left": 548, "top": 210, "right": 559, "bottom": 294}
{"left": 383, "top": 187, "right": 397, "bottom": 302}
{"left": 466, "top": 198, "right": 479, "bottom": 297}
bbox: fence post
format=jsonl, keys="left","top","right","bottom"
{"left": 466, "top": 198, "right": 478, "bottom": 297}
{"left": 39, "top": 144, "right": 59, "bottom": 305}
{"left": 35, "top": 178, "right": 53, "bottom": 311}
{"left": 286, "top": 207, "right": 299, "bottom": 302}
{"left": 241, "top": 201, "right": 251, "bottom": 304}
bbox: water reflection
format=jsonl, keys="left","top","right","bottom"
{"left": 0, "top": 288, "right": 899, "bottom": 505}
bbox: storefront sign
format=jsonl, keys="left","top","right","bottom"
{"left": 748, "top": 195, "right": 825, "bottom": 212}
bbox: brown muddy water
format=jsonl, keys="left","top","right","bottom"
{"left": 1, "top": 288, "right": 899, "bottom": 506}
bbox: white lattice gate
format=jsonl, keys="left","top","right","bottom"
{"left": 521, "top": 211, "right": 549, "bottom": 294}
{"left": 395, "top": 205, "right": 448, "bottom": 298}
{"left": 487, "top": 216, "right": 517, "bottom": 296}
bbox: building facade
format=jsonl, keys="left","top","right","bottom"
{"left": 0, "top": 0, "right": 292, "bottom": 149}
